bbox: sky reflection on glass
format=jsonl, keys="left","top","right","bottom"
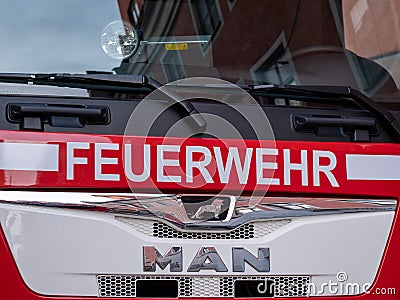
{"left": 0, "top": 0, "right": 123, "bottom": 73}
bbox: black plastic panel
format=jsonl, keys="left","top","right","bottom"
{"left": 136, "top": 280, "right": 178, "bottom": 298}
{"left": 0, "top": 94, "right": 395, "bottom": 142}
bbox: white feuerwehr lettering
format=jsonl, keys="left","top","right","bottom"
{"left": 157, "top": 145, "right": 181, "bottom": 183}
{"left": 284, "top": 149, "right": 308, "bottom": 186}
{"left": 124, "top": 144, "right": 151, "bottom": 182}
{"left": 256, "top": 148, "right": 279, "bottom": 185}
{"left": 65, "top": 142, "right": 340, "bottom": 187}
{"left": 66, "top": 142, "right": 90, "bottom": 180}
{"left": 214, "top": 147, "right": 253, "bottom": 184}
{"left": 186, "top": 146, "right": 213, "bottom": 183}
{"left": 94, "top": 143, "right": 120, "bottom": 181}
{"left": 313, "top": 150, "right": 339, "bottom": 187}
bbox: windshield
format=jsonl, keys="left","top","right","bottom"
{"left": 1, "top": 0, "right": 400, "bottom": 102}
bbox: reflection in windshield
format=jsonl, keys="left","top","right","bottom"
{"left": 0, "top": 0, "right": 400, "bottom": 102}
{"left": 0, "top": 0, "right": 122, "bottom": 73}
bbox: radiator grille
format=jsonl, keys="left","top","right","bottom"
{"left": 97, "top": 275, "right": 310, "bottom": 298}
{"left": 116, "top": 217, "right": 290, "bottom": 239}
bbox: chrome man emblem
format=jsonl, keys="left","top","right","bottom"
{"left": 187, "top": 247, "right": 228, "bottom": 272}
{"left": 232, "top": 248, "right": 270, "bottom": 272}
{"left": 143, "top": 246, "right": 270, "bottom": 272}
{"left": 143, "top": 246, "right": 182, "bottom": 272}
{"left": 183, "top": 196, "right": 236, "bottom": 222}
{"left": 192, "top": 199, "right": 224, "bottom": 219}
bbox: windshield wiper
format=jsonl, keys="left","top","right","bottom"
{"left": 0, "top": 73, "right": 163, "bottom": 92}
{"left": 166, "top": 82, "right": 400, "bottom": 141}
{"left": 247, "top": 84, "right": 400, "bottom": 142}
{"left": 0, "top": 73, "right": 207, "bottom": 131}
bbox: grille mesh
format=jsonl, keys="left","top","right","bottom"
{"left": 97, "top": 275, "right": 310, "bottom": 298}
{"left": 116, "top": 217, "right": 290, "bottom": 239}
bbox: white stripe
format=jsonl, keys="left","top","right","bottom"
{"left": 346, "top": 154, "right": 400, "bottom": 180}
{"left": 0, "top": 143, "right": 59, "bottom": 171}
{"left": 0, "top": 191, "right": 171, "bottom": 204}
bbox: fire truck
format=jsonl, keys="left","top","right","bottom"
{"left": 0, "top": 0, "right": 399, "bottom": 299}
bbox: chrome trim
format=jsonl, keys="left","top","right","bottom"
{"left": 97, "top": 274, "right": 311, "bottom": 298}
{"left": 187, "top": 247, "right": 228, "bottom": 272}
{"left": 143, "top": 246, "right": 183, "bottom": 272}
{"left": 232, "top": 248, "right": 270, "bottom": 272}
{"left": 0, "top": 191, "right": 395, "bottom": 230}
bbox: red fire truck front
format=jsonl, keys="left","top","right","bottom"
{"left": 0, "top": 0, "right": 399, "bottom": 299}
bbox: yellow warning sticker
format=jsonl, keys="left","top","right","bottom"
{"left": 165, "top": 43, "right": 188, "bottom": 50}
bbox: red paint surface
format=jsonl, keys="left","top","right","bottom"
{"left": 0, "top": 130, "right": 398, "bottom": 299}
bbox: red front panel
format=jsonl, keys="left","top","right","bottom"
{"left": 0, "top": 130, "right": 399, "bottom": 299}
